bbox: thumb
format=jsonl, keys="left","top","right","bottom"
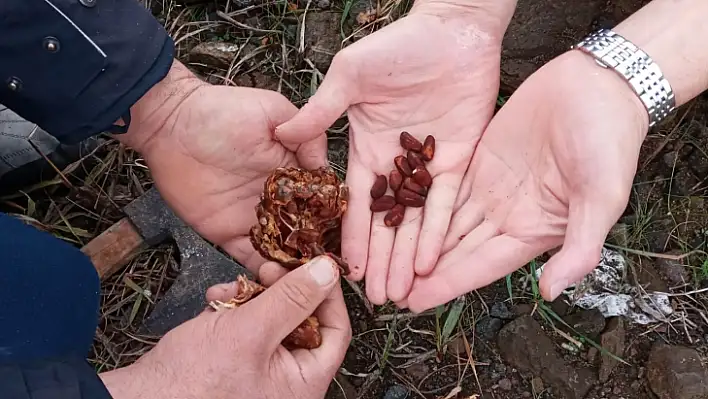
{"left": 238, "top": 256, "right": 340, "bottom": 351}
{"left": 539, "top": 195, "right": 627, "bottom": 301}
{"left": 275, "top": 60, "right": 357, "bottom": 145}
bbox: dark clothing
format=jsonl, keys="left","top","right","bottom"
{"left": 0, "top": 0, "right": 175, "bottom": 397}
{"left": 0, "top": 0, "right": 174, "bottom": 144}
{"left": 0, "top": 214, "right": 112, "bottom": 398}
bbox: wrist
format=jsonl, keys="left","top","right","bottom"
{"left": 115, "top": 60, "right": 207, "bottom": 153}
{"left": 411, "top": 0, "right": 517, "bottom": 41}
{"left": 99, "top": 359, "right": 178, "bottom": 398}
{"left": 611, "top": 0, "right": 708, "bottom": 108}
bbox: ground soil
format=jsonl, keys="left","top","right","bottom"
{"left": 2, "top": 0, "right": 707, "bottom": 398}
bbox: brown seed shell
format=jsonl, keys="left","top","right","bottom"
{"left": 370, "top": 195, "right": 396, "bottom": 212}
{"left": 403, "top": 177, "right": 427, "bottom": 196}
{"left": 412, "top": 167, "right": 433, "bottom": 187}
{"left": 384, "top": 204, "right": 405, "bottom": 227}
{"left": 370, "top": 175, "right": 387, "bottom": 199}
{"left": 394, "top": 155, "right": 413, "bottom": 177}
{"left": 389, "top": 169, "right": 403, "bottom": 191}
{"left": 421, "top": 135, "right": 435, "bottom": 161}
{"left": 407, "top": 151, "right": 426, "bottom": 170}
{"left": 399, "top": 131, "right": 423, "bottom": 152}
{"left": 395, "top": 188, "right": 426, "bottom": 207}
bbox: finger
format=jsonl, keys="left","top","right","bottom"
{"left": 275, "top": 54, "right": 358, "bottom": 146}
{"left": 386, "top": 205, "right": 423, "bottom": 302}
{"left": 414, "top": 172, "right": 463, "bottom": 276}
{"left": 365, "top": 209, "right": 396, "bottom": 305}
{"left": 538, "top": 196, "right": 627, "bottom": 301}
{"left": 407, "top": 234, "right": 546, "bottom": 313}
{"left": 220, "top": 237, "right": 268, "bottom": 274}
{"left": 443, "top": 217, "right": 498, "bottom": 258}
{"left": 441, "top": 200, "right": 487, "bottom": 254}
{"left": 295, "top": 133, "right": 329, "bottom": 170}
{"left": 205, "top": 281, "right": 238, "bottom": 303}
{"left": 259, "top": 261, "right": 290, "bottom": 286}
{"left": 341, "top": 162, "right": 375, "bottom": 280}
{"left": 235, "top": 256, "right": 340, "bottom": 352}
{"left": 294, "top": 282, "right": 352, "bottom": 380}
{"left": 252, "top": 87, "right": 327, "bottom": 169}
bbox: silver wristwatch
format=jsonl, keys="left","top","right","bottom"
{"left": 572, "top": 28, "right": 675, "bottom": 128}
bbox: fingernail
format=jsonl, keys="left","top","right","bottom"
{"left": 549, "top": 279, "right": 569, "bottom": 300}
{"left": 306, "top": 256, "right": 336, "bottom": 286}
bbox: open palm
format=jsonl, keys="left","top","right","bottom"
{"left": 277, "top": 5, "right": 505, "bottom": 304}
{"left": 136, "top": 84, "right": 327, "bottom": 273}
{"left": 405, "top": 51, "right": 650, "bottom": 312}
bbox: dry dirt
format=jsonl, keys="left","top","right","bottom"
{"left": 1, "top": 0, "right": 707, "bottom": 398}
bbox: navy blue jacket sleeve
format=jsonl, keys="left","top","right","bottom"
{"left": 0, "top": 0, "right": 175, "bottom": 144}
{"left": 0, "top": 357, "right": 112, "bottom": 399}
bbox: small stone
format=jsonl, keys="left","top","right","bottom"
{"left": 475, "top": 316, "right": 504, "bottom": 341}
{"left": 598, "top": 317, "right": 625, "bottom": 382}
{"left": 383, "top": 384, "right": 410, "bottom": 399}
{"left": 498, "top": 316, "right": 595, "bottom": 399}
{"left": 531, "top": 377, "right": 544, "bottom": 393}
{"left": 447, "top": 336, "right": 467, "bottom": 356}
{"left": 562, "top": 308, "right": 606, "bottom": 339}
{"left": 646, "top": 343, "right": 708, "bottom": 399}
{"left": 404, "top": 362, "right": 429, "bottom": 382}
{"left": 522, "top": 392, "right": 531, "bottom": 398}
{"left": 655, "top": 254, "right": 690, "bottom": 285}
{"left": 302, "top": 12, "right": 343, "bottom": 71}
{"left": 188, "top": 41, "right": 241, "bottom": 69}
{"left": 498, "top": 378, "right": 512, "bottom": 390}
{"left": 490, "top": 302, "right": 515, "bottom": 320}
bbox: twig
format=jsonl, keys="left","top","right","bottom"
{"left": 217, "top": 10, "right": 282, "bottom": 34}
{"left": 605, "top": 243, "right": 707, "bottom": 260}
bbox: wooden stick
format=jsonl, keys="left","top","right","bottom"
{"left": 81, "top": 217, "right": 145, "bottom": 279}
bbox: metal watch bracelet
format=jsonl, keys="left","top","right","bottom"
{"left": 572, "top": 28, "right": 676, "bottom": 128}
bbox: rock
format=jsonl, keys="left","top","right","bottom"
{"left": 646, "top": 343, "right": 708, "bottom": 399}
{"left": 447, "top": 336, "right": 467, "bottom": 355}
{"left": 497, "top": 316, "right": 595, "bottom": 399}
{"left": 233, "top": 71, "right": 280, "bottom": 91}
{"left": 633, "top": 261, "right": 670, "bottom": 292}
{"left": 655, "top": 255, "right": 690, "bottom": 286}
{"left": 383, "top": 385, "right": 410, "bottom": 399}
{"left": 498, "top": 378, "right": 512, "bottom": 390}
{"left": 404, "top": 362, "right": 429, "bottom": 382}
{"left": 549, "top": 296, "right": 570, "bottom": 316}
{"left": 475, "top": 316, "right": 504, "bottom": 341}
{"left": 598, "top": 317, "right": 625, "bottom": 382}
{"left": 531, "top": 377, "right": 544, "bottom": 394}
{"left": 562, "top": 308, "right": 606, "bottom": 339}
{"left": 188, "top": 41, "right": 241, "bottom": 69}
{"left": 302, "top": 12, "right": 342, "bottom": 71}
{"left": 490, "top": 302, "right": 515, "bottom": 320}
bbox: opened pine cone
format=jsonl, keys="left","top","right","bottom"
{"left": 210, "top": 167, "right": 351, "bottom": 350}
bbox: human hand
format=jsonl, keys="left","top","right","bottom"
{"left": 404, "top": 50, "right": 652, "bottom": 312}
{"left": 276, "top": 0, "right": 516, "bottom": 304}
{"left": 117, "top": 61, "right": 327, "bottom": 274}
{"left": 99, "top": 256, "right": 351, "bottom": 399}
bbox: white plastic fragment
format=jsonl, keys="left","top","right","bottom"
{"left": 524, "top": 247, "right": 674, "bottom": 324}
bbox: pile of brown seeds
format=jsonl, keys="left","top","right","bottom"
{"left": 369, "top": 131, "right": 435, "bottom": 227}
